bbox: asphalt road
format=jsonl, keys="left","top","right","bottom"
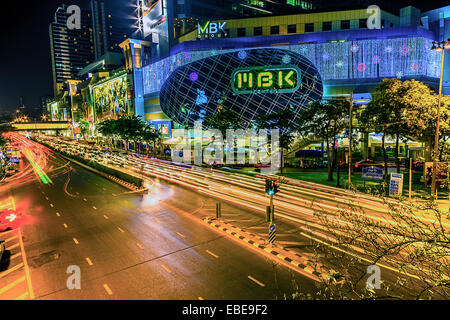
{"left": 3, "top": 154, "right": 318, "bottom": 299}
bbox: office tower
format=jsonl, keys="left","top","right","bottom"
{"left": 49, "top": 4, "right": 94, "bottom": 96}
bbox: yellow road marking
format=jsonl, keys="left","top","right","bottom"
{"left": 45, "top": 197, "right": 48, "bottom": 200}
{"left": 103, "top": 215, "right": 109, "bottom": 220}
{"left": 73, "top": 238, "right": 79, "bottom": 245}
{"left": 63, "top": 224, "right": 68, "bottom": 228}
{"left": 117, "top": 227, "right": 125, "bottom": 233}
{"left": 248, "top": 275, "right": 265, "bottom": 287}
{"left": 4, "top": 235, "right": 18, "bottom": 243}
{"left": 50, "top": 204, "right": 54, "bottom": 208}
{"left": 18, "top": 228, "right": 34, "bottom": 299}
{"left": 6, "top": 243, "right": 19, "bottom": 251}
{"left": 0, "top": 263, "right": 24, "bottom": 279}
{"left": 161, "top": 264, "right": 172, "bottom": 273}
{"left": 103, "top": 284, "right": 113, "bottom": 295}
{"left": 0, "top": 276, "right": 25, "bottom": 295}
{"left": 56, "top": 212, "right": 61, "bottom": 217}
{"left": 14, "top": 291, "right": 29, "bottom": 300}
{"left": 92, "top": 206, "right": 97, "bottom": 210}
{"left": 86, "top": 258, "right": 93, "bottom": 266}
{"left": 176, "top": 232, "right": 185, "bottom": 238}
{"left": 10, "top": 252, "right": 22, "bottom": 260}
{"left": 198, "top": 297, "right": 204, "bottom": 300}
{"left": 137, "top": 243, "right": 144, "bottom": 249}
{"left": 205, "top": 250, "right": 219, "bottom": 259}
{"left": 83, "top": 198, "right": 87, "bottom": 202}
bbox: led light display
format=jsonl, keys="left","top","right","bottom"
{"left": 92, "top": 74, "right": 129, "bottom": 121}
{"left": 231, "top": 65, "right": 300, "bottom": 94}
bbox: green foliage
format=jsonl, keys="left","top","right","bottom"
{"left": 255, "top": 108, "right": 297, "bottom": 150}
{"left": 202, "top": 107, "right": 242, "bottom": 138}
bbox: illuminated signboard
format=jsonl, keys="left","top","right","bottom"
{"left": 231, "top": 65, "right": 300, "bottom": 94}
{"left": 197, "top": 21, "right": 227, "bottom": 39}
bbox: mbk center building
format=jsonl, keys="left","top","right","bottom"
{"left": 121, "top": 5, "right": 449, "bottom": 137}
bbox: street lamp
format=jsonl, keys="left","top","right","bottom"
{"left": 430, "top": 39, "right": 449, "bottom": 199}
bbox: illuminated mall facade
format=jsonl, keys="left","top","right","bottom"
{"left": 47, "top": 4, "right": 450, "bottom": 139}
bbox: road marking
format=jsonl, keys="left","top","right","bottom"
{"left": 10, "top": 252, "right": 22, "bottom": 260}
{"left": 85, "top": 258, "right": 93, "bottom": 266}
{"left": 176, "top": 232, "right": 185, "bottom": 238}
{"left": 161, "top": 264, "right": 172, "bottom": 273}
{"left": 17, "top": 228, "right": 34, "bottom": 299}
{"left": 0, "top": 263, "right": 24, "bottom": 279}
{"left": 6, "top": 243, "right": 20, "bottom": 250}
{"left": 73, "top": 238, "right": 79, "bottom": 245}
{"left": 56, "top": 212, "right": 61, "bottom": 217}
{"left": 0, "top": 276, "right": 25, "bottom": 295}
{"left": 198, "top": 297, "right": 204, "bottom": 300}
{"left": 92, "top": 206, "right": 97, "bottom": 210}
{"left": 117, "top": 227, "right": 125, "bottom": 233}
{"left": 205, "top": 250, "right": 219, "bottom": 259}
{"left": 14, "top": 292, "right": 29, "bottom": 300}
{"left": 4, "top": 235, "right": 18, "bottom": 243}
{"left": 83, "top": 198, "right": 87, "bottom": 201}
{"left": 103, "top": 215, "right": 109, "bottom": 220}
{"left": 63, "top": 224, "right": 68, "bottom": 228}
{"left": 50, "top": 204, "right": 54, "bottom": 208}
{"left": 41, "top": 192, "right": 45, "bottom": 195}
{"left": 45, "top": 197, "right": 49, "bottom": 200}
{"left": 136, "top": 243, "right": 144, "bottom": 249}
{"left": 248, "top": 275, "right": 265, "bottom": 287}
{"left": 103, "top": 284, "right": 113, "bottom": 295}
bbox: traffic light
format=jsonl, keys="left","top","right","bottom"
{"left": 265, "top": 179, "right": 274, "bottom": 195}
{"left": 273, "top": 181, "right": 280, "bottom": 194}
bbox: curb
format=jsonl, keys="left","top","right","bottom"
{"left": 203, "top": 217, "right": 324, "bottom": 281}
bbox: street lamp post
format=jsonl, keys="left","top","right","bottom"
{"left": 430, "top": 39, "right": 449, "bottom": 199}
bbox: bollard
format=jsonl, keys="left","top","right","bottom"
{"left": 216, "top": 202, "right": 222, "bottom": 218}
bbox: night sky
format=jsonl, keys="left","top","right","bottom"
{"left": 0, "top": 0, "right": 446, "bottom": 116}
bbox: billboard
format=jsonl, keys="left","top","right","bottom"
{"left": 141, "top": 0, "right": 169, "bottom": 57}
{"left": 92, "top": 74, "right": 130, "bottom": 121}
{"left": 362, "top": 166, "right": 384, "bottom": 180}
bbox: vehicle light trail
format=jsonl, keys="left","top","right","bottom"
{"left": 22, "top": 149, "right": 52, "bottom": 184}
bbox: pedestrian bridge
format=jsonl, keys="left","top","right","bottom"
{"left": 11, "top": 122, "right": 71, "bottom": 131}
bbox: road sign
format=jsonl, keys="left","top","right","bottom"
{"left": 268, "top": 224, "right": 276, "bottom": 244}
{"left": 362, "top": 166, "right": 383, "bottom": 180}
{"left": 389, "top": 173, "right": 404, "bottom": 196}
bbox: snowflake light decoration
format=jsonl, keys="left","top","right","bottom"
{"left": 357, "top": 63, "right": 366, "bottom": 72}
{"left": 238, "top": 51, "right": 247, "bottom": 60}
{"left": 350, "top": 44, "right": 360, "bottom": 53}
{"left": 282, "top": 54, "right": 292, "bottom": 64}
{"left": 372, "top": 55, "right": 381, "bottom": 64}
{"left": 189, "top": 72, "right": 198, "bottom": 82}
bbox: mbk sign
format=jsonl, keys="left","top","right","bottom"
{"left": 197, "top": 21, "right": 227, "bottom": 39}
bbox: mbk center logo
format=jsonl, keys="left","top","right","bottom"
{"left": 197, "top": 21, "right": 227, "bottom": 39}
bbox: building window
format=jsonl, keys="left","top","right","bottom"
{"left": 322, "top": 21, "right": 332, "bottom": 31}
{"left": 287, "top": 24, "right": 297, "bottom": 33}
{"left": 305, "top": 23, "right": 314, "bottom": 32}
{"left": 341, "top": 20, "right": 350, "bottom": 30}
{"left": 253, "top": 26, "right": 262, "bottom": 36}
{"left": 237, "top": 28, "right": 246, "bottom": 37}
{"left": 270, "top": 25, "right": 279, "bottom": 35}
{"left": 381, "top": 20, "right": 385, "bottom": 28}
{"left": 359, "top": 18, "right": 367, "bottom": 29}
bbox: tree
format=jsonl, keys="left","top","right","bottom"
{"left": 297, "top": 100, "right": 348, "bottom": 181}
{"left": 202, "top": 107, "right": 242, "bottom": 164}
{"left": 139, "top": 124, "right": 159, "bottom": 155}
{"left": 308, "top": 199, "right": 450, "bottom": 299}
{"left": 255, "top": 109, "right": 297, "bottom": 175}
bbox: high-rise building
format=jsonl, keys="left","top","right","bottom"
{"left": 50, "top": 2, "right": 130, "bottom": 97}
{"left": 49, "top": 4, "right": 94, "bottom": 97}
{"left": 90, "top": 0, "right": 130, "bottom": 59}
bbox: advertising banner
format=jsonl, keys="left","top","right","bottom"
{"left": 362, "top": 166, "right": 384, "bottom": 180}
{"left": 389, "top": 173, "right": 404, "bottom": 196}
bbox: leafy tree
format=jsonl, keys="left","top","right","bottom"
{"left": 297, "top": 100, "right": 348, "bottom": 181}
{"left": 202, "top": 108, "right": 242, "bottom": 163}
{"left": 255, "top": 109, "right": 297, "bottom": 175}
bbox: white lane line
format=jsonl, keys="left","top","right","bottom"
{"left": 103, "top": 215, "right": 109, "bottom": 220}
{"left": 92, "top": 206, "right": 97, "bottom": 210}
{"left": 50, "top": 204, "right": 54, "bottom": 208}
{"left": 161, "top": 264, "right": 172, "bottom": 273}
{"left": 73, "top": 238, "right": 79, "bottom": 245}
{"left": 63, "top": 224, "right": 68, "bottom": 229}
{"left": 248, "top": 275, "right": 265, "bottom": 287}
{"left": 45, "top": 197, "right": 49, "bottom": 200}
{"left": 117, "top": 227, "right": 125, "bottom": 233}
{"left": 85, "top": 257, "right": 93, "bottom": 266}
{"left": 83, "top": 198, "right": 87, "bottom": 202}
{"left": 205, "top": 250, "right": 219, "bottom": 259}
{"left": 136, "top": 243, "right": 144, "bottom": 249}
{"left": 176, "top": 232, "right": 185, "bottom": 238}
{"left": 103, "top": 284, "right": 113, "bottom": 295}
{"left": 56, "top": 212, "right": 61, "bottom": 217}
{"left": 41, "top": 192, "right": 45, "bottom": 195}
{"left": 198, "top": 297, "right": 204, "bottom": 300}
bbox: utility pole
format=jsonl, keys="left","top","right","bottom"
{"left": 348, "top": 92, "right": 353, "bottom": 189}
